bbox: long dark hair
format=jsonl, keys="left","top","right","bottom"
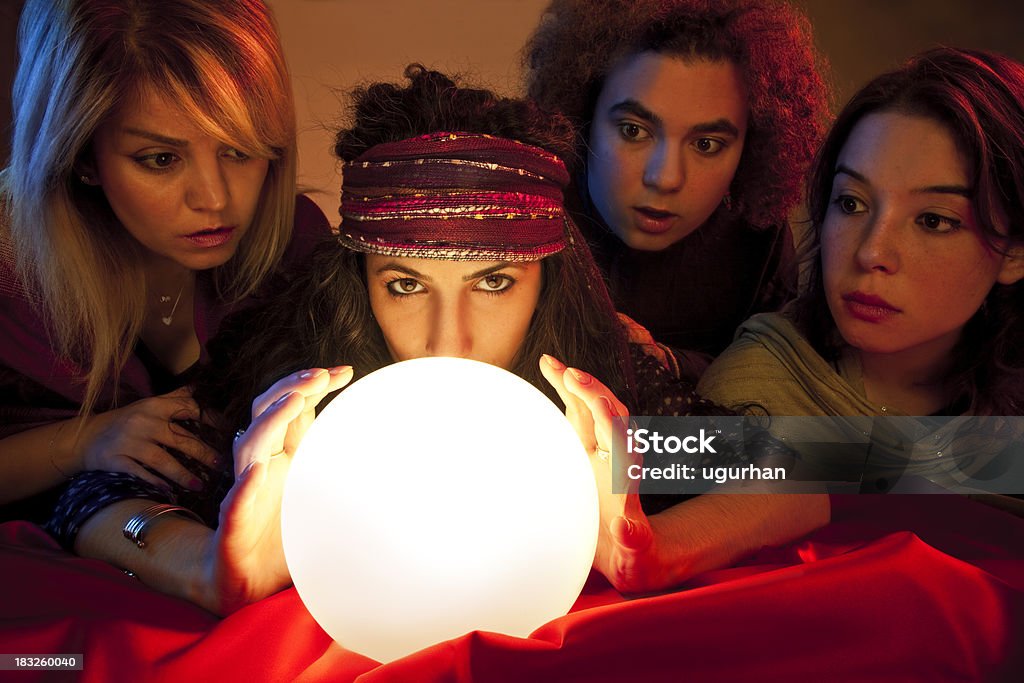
{"left": 199, "top": 66, "right": 637, "bottom": 432}
{"left": 792, "top": 47, "right": 1024, "bottom": 415}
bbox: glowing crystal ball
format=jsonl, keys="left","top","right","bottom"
{"left": 281, "top": 357, "right": 599, "bottom": 663}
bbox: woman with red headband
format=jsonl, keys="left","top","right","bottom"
{"left": 49, "top": 67, "right": 827, "bottom": 614}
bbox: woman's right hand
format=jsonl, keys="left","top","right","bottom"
{"left": 202, "top": 365, "right": 353, "bottom": 615}
{"left": 234, "top": 366, "right": 354, "bottom": 475}
{"left": 76, "top": 387, "right": 220, "bottom": 491}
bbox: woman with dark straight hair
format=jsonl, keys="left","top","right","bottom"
{"left": 701, "top": 47, "right": 1024, "bottom": 421}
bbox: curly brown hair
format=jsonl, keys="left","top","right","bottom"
{"left": 523, "top": 0, "right": 831, "bottom": 229}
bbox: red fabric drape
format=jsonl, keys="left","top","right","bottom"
{"left": 2, "top": 495, "right": 1022, "bottom": 682}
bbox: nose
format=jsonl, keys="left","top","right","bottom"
{"left": 642, "top": 140, "right": 684, "bottom": 193}
{"left": 185, "top": 157, "right": 229, "bottom": 212}
{"left": 424, "top": 296, "right": 472, "bottom": 359}
{"left": 854, "top": 211, "right": 900, "bottom": 274}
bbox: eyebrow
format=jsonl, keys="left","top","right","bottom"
{"left": 607, "top": 99, "right": 740, "bottom": 137}
{"left": 834, "top": 164, "right": 973, "bottom": 198}
{"left": 375, "top": 262, "right": 427, "bottom": 280}
{"left": 609, "top": 100, "right": 663, "bottom": 128}
{"left": 461, "top": 262, "right": 522, "bottom": 281}
{"left": 123, "top": 127, "right": 189, "bottom": 147}
{"left": 373, "top": 261, "right": 524, "bottom": 282}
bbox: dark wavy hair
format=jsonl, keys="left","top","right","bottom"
{"left": 792, "top": 47, "right": 1024, "bottom": 416}
{"left": 199, "top": 65, "right": 637, "bottom": 433}
{"left": 523, "top": 0, "right": 830, "bottom": 229}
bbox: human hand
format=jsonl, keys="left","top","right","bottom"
{"left": 77, "top": 387, "right": 219, "bottom": 491}
{"left": 539, "top": 354, "right": 667, "bottom": 593}
{"left": 234, "top": 366, "right": 354, "bottom": 476}
{"left": 203, "top": 365, "right": 353, "bottom": 615}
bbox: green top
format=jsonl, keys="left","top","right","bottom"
{"left": 697, "top": 311, "right": 886, "bottom": 417}
{"left": 697, "top": 312, "right": 1014, "bottom": 492}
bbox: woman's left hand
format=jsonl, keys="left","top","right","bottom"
{"left": 539, "top": 354, "right": 667, "bottom": 593}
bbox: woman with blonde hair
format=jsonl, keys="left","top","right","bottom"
{"left": 0, "top": 0, "right": 329, "bottom": 520}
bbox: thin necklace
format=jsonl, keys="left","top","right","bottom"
{"left": 157, "top": 278, "right": 188, "bottom": 326}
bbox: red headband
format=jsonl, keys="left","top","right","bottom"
{"left": 339, "top": 132, "right": 570, "bottom": 261}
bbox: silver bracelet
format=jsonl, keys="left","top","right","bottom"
{"left": 122, "top": 503, "right": 204, "bottom": 549}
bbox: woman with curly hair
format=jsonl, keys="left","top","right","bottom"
{"left": 524, "top": 0, "right": 830, "bottom": 368}
{"left": 699, "top": 47, "right": 1024, "bottom": 422}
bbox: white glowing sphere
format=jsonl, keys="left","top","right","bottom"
{"left": 281, "top": 357, "right": 599, "bottom": 663}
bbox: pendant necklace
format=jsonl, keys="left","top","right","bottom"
{"left": 157, "top": 276, "right": 189, "bottom": 326}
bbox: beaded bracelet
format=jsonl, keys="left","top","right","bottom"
{"left": 122, "top": 503, "right": 205, "bottom": 549}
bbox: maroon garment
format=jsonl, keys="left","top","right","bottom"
{"left": 573, "top": 193, "right": 795, "bottom": 359}
{"left": 0, "top": 195, "right": 331, "bottom": 520}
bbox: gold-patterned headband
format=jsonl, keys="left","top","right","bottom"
{"left": 339, "top": 131, "right": 570, "bottom": 261}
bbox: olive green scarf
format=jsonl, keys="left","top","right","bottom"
{"left": 698, "top": 313, "right": 1019, "bottom": 492}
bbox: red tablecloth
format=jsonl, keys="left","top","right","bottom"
{"left": 2, "top": 495, "right": 1022, "bottom": 682}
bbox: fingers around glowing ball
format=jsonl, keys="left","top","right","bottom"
{"left": 281, "top": 357, "right": 599, "bottom": 663}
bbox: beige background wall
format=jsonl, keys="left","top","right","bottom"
{"left": 3, "top": 0, "right": 1024, "bottom": 223}
{"left": 266, "top": 0, "right": 1024, "bottom": 224}
{"left": 265, "top": 0, "right": 550, "bottom": 221}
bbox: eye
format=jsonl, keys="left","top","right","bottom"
{"left": 693, "top": 138, "right": 725, "bottom": 155}
{"left": 475, "top": 274, "right": 514, "bottom": 294}
{"left": 832, "top": 194, "right": 867, "bottom": 215}
{"left": 134, "top": 152, "right": 179, "bottom": 171}
{"left": 617, "top": 123, "right": 651, "bottom": 142}
{"left": 916, "top": 212, "right": 961, "bottom": 233}
{"left": 222, "top": 147, "right": 251, "bottom": 162}
{"left": 385, "top": 278, "right": 425, "bottom": 297}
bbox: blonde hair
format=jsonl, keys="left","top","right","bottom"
{"left": 1, "top": 0, "right": 297, "bottom": 418}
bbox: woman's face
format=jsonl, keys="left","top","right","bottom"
{"left": 365, "top": 255, "right": 544, "bottom": 370}
{"left": 88, "top": 85, "right": 270, "bottom": 272}
{"left": 586, "top": 51, "right": 748, "bottom": 251}
{"left": 822, "top": 111, "right": 1023, "bottom": 363}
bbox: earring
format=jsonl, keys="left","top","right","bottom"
{"left": 79, "top": 174, "right": 92, "bottom": 185}
{"left": 721, "top": 192, "right": 733, "bottom": 211}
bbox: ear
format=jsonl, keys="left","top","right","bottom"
{"left": 996, "top": 245, "right": 1024, "bottom": 285}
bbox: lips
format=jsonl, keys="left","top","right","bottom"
{"left": 841, "top": 291, "right": 901, "bottom": 323}
{"left": 183, "top": 226, "right": 235, "bottom": 248}
{"left": 632, "top": 206, "right": 677, "bottom": 235}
